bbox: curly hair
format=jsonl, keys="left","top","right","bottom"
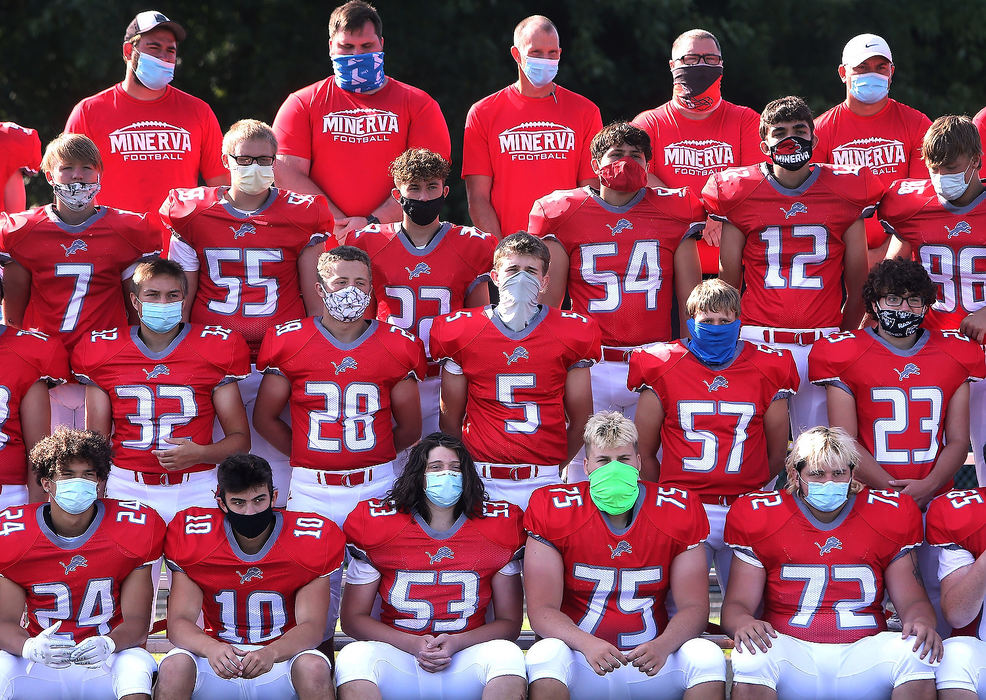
{"left": 389, "top": 148, "right": 450, "bottom": 186}
{"left": 385, "top": 433, "right": 487, "bottom": 521}
{"left": 862, "top": 258, "right": 937, "bottom": 319}
{"left": 30, "top": 428, "right": 112, "bottom": 485}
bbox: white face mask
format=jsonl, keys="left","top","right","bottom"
{"left": 930, "top": 164, "right": 973, "bottom": 202}
{"left": 496, "top": 270, "right": 542, "bottom": 331}
{"left": 52, "top": 181, "right": 100, "bottom": 211}
{"left": 229, "top": 162, "right": 274, "bottom": 196}
{"left": 322, "top": 285, "right": 371, "bottom": 322}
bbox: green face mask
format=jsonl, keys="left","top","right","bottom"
{"left": 588, "top": 460, "right": 640, "bottom": 515}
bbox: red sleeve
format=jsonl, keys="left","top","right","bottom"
{"left": 141, "top": 508, "right": 167, "bottom": 565}
{"left": 197, "top": 107, "right": 226, "bottom": 181}
{"left": 461, "top": 102, "right": 492, "bottom": 178}
{"left": 342, "top": 499, "right": 404, "bottom": 555}
{"left": 626, "top": 345, "right": 671, "bottom": 393}
{"left": 477, "top": 502, "right": 525, "bottom": 554}
{"left": 290, "top": 511, "right": 345, "bottom": 575}
{"left": 812, "top": 110, "right": 834, "bottom": 164}
{"left": 765, "top": 346, "right": 800, "bottom": 394}
{"left": 527, "top": 197, "right": 551, "bottom": 238}
{"left": 407, "top": 94, "right": 451, "bottom": 161}
{"left": 807, "top": 331, "right": 857, "bottom": 385}
{"left": 273, "top": 91, "right": 314, "bottom": 161}
{"left": 387, "top": 325, "right": 427, "bottom": 380}
{"left": 737, "top": 107, "right": 766, "bottom": 167}
{"left": 630, "top": 109, "right": 662, "bottom": 179}
{"left": 858, "top": 489, "right": 924, "bottom": 548}
{"left": 875, "top": 180, "right": 928, "bottom": 234}
{"left": 954, "top": 333, "right": 986, "bottom": 381}
{"left": 577, "top": 103, "right": 604, "bottom": 182}
{"left": 255, "top": 327, "right": 281, "bottom": 374}
{"left": 311, "top": 194, "right": 335, "bottom": 241}
{"left": 427, "top": 312, "right": 460, "bottom": 364}
{"left": 163, "top": 509, "right": 191, "bottom": 568}
{"left": 644, "top": 485, "right": 710, "bottom": 548}
{"left": 3, "top": 125, "right": 41, "bottom": 174}
{"left": 560, "top": 312, "right": 602, "bottom": 366}
{"left": 976, "top": 107, "right": 986, "bottom": 179}
{"left": 64, "top": 100, "right": 87, "bottom": 135}
{"left": 701, "top": 172, "right": 728, "bottom": 220}
{"left": 522, "top": 485, "right": 555, "bottom": 540}
{"left": 159, "top": 189, "right": 198, "bottom": 239}
{"left": 216, "top": 330, "right": 252, "bottom": 378}
{"left": 117, "top": 211, "right": 164, "bottom": 259}
{"left": 723, "top": 494, "right": 763, "bottom": 550}
{"left": 35, "top": 332, "right": 71, "bottom": 385}
{"left": 673, "top": 186, "right": 707, "bottom": 235}
{"left": 905, "top": 111, "right": 932, "bottom": 180}
{"left": 926, "top": 489, "right": 986, "bottom": 547}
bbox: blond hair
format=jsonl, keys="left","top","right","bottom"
{"left": 686, "top": 279, "right": 741, "bottom": 318}
{"left": 41, "top": 133, "right": 102, "bottom": 174}
{"left": 317, "top": 246, "right": 371, "bottom": 283}
{"left": 584, "top": 411, "right": 638, "bottom": 454}
{"left": 132, "top": 258, "right": 187, "bottom": 295}
{"left": 493, "top": 232, "right": 550, "bottom": 274}
{"left": 784, "top": 426, "right": 863, "bottom": 496}
{"left": 222, "top": 119, "right": 277, "bottom": 155}
{"left": 921, "top": 115, "right": 982, "bottom": 169}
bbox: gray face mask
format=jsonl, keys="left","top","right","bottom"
{"left": 52, "top": 181, "right": 100, "bottom": 211}
{"left": 496, "top": 270, "right": 541, "bottom": 331}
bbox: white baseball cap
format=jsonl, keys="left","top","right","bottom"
{"left": 842, "top": 33, "right": 892, "bottom": 67}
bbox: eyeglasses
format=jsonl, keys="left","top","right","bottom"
{"left": 675, "top": 53, "right": 722, "bottom": 66}
{"left": 883, "top": 294, "right": 926, "bottom": 310}
{"left": 228, "top": 155, "right": 275, "bottom": 167}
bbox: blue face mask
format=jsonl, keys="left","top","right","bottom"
{"left": 332, "top": 51, "right": 385, "bottom": 93}
{"left": 522, "top": 56, "right": 559, "bottom": 88}
{"left": 140, "top": 300, "right": 182, "bottom": 334}
{"left": 134, "top": 51, "right": 175, "bottom": 91}
{"left": 686, "top": 319, "right": 741, "bottom": 365}
{"left": 51, "top": 478, "right": 98, "bottom": 515}
{"left": 800, "top": 477, "right": 851, "bottom": 512}
{"left": 425, "top": 470, "right": 463, "bottom": 508}
{"left": 848, "top": 72, "right": 889, "bottom": 104}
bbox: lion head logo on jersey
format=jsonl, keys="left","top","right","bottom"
{"left": 780, "top": 202, "right": 808, "bottom": 219}
{"left": 815, "top": 537, "right": 843, "bottom": 556}
{"left": 703, "top": 375, "right": 729, "bottom": 392}
{"left": 405, "top": 262, "right": 431, "bottom": 279}
{"left": 946, "top": 221, "right": 972, "bottom": 239}
{"left": 332, "top": 356, "right": 358, "bottom": 374}
{"left": 60, "top": 239, "right": 88, "bottom": 257}
{"left": 143, "top": 364, "right": 170, "bottom": 380}
{"left": 236, "top": 567, "right": 263, "bottom": 584}
{"left": 426, "top": 547, "right": 454, "bottom": 564}
{"left": 605, "top": 218, "right": 633, "bottom": 236}
{"left": 59, "top": 555, "right": 88, "bottom": 574}
{"left": 229, "top": 223, "right": 256, "bottom": 239}
{"left": 503, "top": 346, "right": 529, "bottom": 365}
{"left": 608, "top": 541, "right": 633, "bottom": 559}
{"left": 894, "top": 363, "right": 920, "bottom": 381}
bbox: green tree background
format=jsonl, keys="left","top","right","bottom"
{"left": 2, "top": 0, "right": 984, "bottom": 219}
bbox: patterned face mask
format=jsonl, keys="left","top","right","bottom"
{"left": 322, "top": 285, "right": 371, "bottom": 322}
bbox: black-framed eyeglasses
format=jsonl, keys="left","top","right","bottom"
{"left": 675, "top": 53, "right": 722, "bottom": 66}
{"left": 228, "top": 155, "right": 275, "bottom": 167}
{"left": 883, "top": 294, "right": 926, "bottom": 310}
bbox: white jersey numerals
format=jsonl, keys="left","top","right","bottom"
{"left": 205, "top": 247, "right": 284, "bottom": 317}
{"left": 677, "top": 400, "right": 755, "bottom": 474}
{"left": 389, "top": 570, "right": 480, "bottom": 633}
{"left": 870, "top": 386, "right": 944, "bottom": 465}
{"left": 305, "top": 381, "right": 380, "bottom": 452}
{"left": 759, "top": 225, "right": 829, "bottom": 290}
{"left": 54, "top": 263, "right": 94, "bottom": 332}
{"left": 495, "top": 374, "right": 540, "bottom": 435}
{"left": 917, "top": 244, "right": 986, "bottom": 314}
{"left": 115, "top": 384, "right": 198, "bottom": 450}
{"left": 573, "top": 564, "right": 663, "bottom": 648}
{"left": 214, "top": 589, "right": 287, "bottom": 644}
{"left": 579, "top": 240, "right": 662, "bottom": 312}
{"left": 383, "top": 285, "right": 451, "bottom": 349}
{"left": 32, "top": 578, "right": 114, "bottom": 641}
{"left": 779, "top": 564, "right": 878, "bottom": 630}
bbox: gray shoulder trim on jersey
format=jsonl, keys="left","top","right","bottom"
{"left": 525, "top": 532, "right": 559, "bottom": 552}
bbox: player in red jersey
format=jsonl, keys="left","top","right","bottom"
{"left": 926, "top": 487, "right": 986, "bottom": 697}
{"left": 163, "top": 119, "right": 334, "bottom": 504}
{"left": 0, "top": 122, "right": 41, "bottom": 214}
{"left": 814, "top": 34, "right": 931, "bottom": 268}
{"left": 349, "top": 149, "right": 495, "bottom": 436}
{"left": 0, "top": 134, "right": 161, "bottom": 430}
{"left": 337, "top": 432, "right": 527, "bottom": 700}
{"left": 879, "top": 116, "right": 986, "bottom": 488}
{"left": 73, "top": 258, "right": 251, "bottom": 525}
{"left": 273, "top": 1, "right": 450, "bottom": 240}
{"left": 530, "top": 121, "right": 703, "bottom": 421}
{"left": 632, "top": 29, "right": 765, "bottom": 274}
{"left": 974, "top": 106, "right": 986, "bottom": 178}
{"left": 722, "top": 427, "right": 941, "bottom": 700}
{"left": 462, "top": 15, "right": 602, "bottom": 238}
{"left": 711, "top": 96, "right": 882, "bottom": 436}
{"left": 430, "top": 233, "right": 601, "bottom": 508}
{"left": 64, "top": 11, "right": 227, "bottom": 218}
{"left": 0, "top": 429, "right": 165, "bottom": 700}
{"left": 523, "top": 411, "right": 726, "bottom": 700}
{"left": 629, "top": 280, "right": 798, "bottom": 592}
{"left": 155, "top": 454, "right": 342, "bottom": 700}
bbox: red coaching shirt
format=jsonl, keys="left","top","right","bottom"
{"left": 525, "top": 481, "right": 709, "bottom": 651}
{"left": 0, "top": 122, "right": 41, "bottom": 213}
{"left": 0, "top": 499, "right": 165, "bottom": 642}
{"left": 703, "top": 163, "right": 884, "bottom": 329}
{"left": 161, "top": 186, "right": 334, "bottom": 359}
{"left": 878, "top": 179, "right": 986, "bottom": 331}
{"left": 273, "top": 77, "right": 451, "bottom": 218}
{"left": 256, "top": 318, "right": 426, "bottom": 471}
{"left": 430, "top": 306, "right": 602, "bottom": 466}
{"left": 72, "top": 324, "right": 251, "bottom": 475}
{"left": 628, "top": 340, "right": 798, "bottom": 497}
{"left": 0, "top": 206, "right": 161, "bottom": 351}
{"left": 462, "top": 85, "right": 602, "bottom": 236}
{"left": 529, "top": 186, "right": 705, "bottom": 347}
{"left": 725, "top": 488, "right": 922, "bottom": 644}
{"left": 165, "top": 507, "right": 344, "bottom": 646}
{"left": 344, "top": 498, "right": 523, "bottom": 635}
{"left": 65, "top": 84, "right": 225, "bottom": 216}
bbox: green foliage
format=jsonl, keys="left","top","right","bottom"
{"left": 2, "top": 0, "right": 984, "bottom": 220}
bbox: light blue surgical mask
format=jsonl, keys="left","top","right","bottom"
{"left": 800, "top": 477, "right": 851, "bottom": 512}
{"left": 51, "top": 478, "right": 98, "bottom": 515}
{"left": 332, "top": 51, "right": 385, "bottom": 93}
{"left": 425, "top": 470, "right": 463, "bottom": 508}
{"left": 686, "top": 319, "right": 741, "bottom": 365}
{"left": 134, "top": 51, "right": 175, "bottom": 91}
{"left": 848, "top": 72, "right": 889, "bottom": 104}
{"left": 930, "top": 164, "right": 973, "bottom": 202}
{"left": 522, "top": 56, "right": 559, "bottom": 88}
{"left": 140, "top": 300, "right": 182, "bottom": 333}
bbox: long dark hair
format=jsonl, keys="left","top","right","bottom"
{"left": 386, "top": 433, "right": 488, "bottom": 522}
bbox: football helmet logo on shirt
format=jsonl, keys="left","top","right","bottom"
{"left": 502, "top": 346, "right": 529, "bottom": 365}
{"left": 894, "top": 363, "right": 920, "bottom": 381}
{"left": 946, "top": 221, "right": 972, "bottom": 239}
{"left": 703, "top": 375, "right": 729, "bottom": 392}
{"left": 60, "top": 239, "right": 88, "bottom": 257}
{"left": 780, "top": 202, "right": 808, "bottom": 219}
{"left": 427, "top": 546, "right": 454, "bottom": 564}
{"left": 815, "top": 537, "right": 843, "bottom": 556}
{"left": 608, "top": 540, "right": 633, "bottom": 559}
{"left": 59, "top": 555, "right": 88, "bottom": 574}
{"left": 143, "top": 364, "right": 170, "bottom": 380}
{"left": 236, "top": 567, "right": 263, "bottom": 584}
{"left": 332, "top": 356, "right": 358, "bottom": 375}
{"left": 405, "top": 262, "right": 431, "bottom": 279}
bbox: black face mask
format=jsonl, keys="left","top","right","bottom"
{"left": 671, "top": 64, "right": 723, "bottom": 97}
{"left": 875, "top": 308, "right": 924, "bottom": 337}
{"left": 769, "top": 135, "right": 813, "bottom": 171}
{"left": 400, "top": 194, "right": 444, "bottom": 227}
{"left": 225, "top": 505, "right": 274, "bottom": 539}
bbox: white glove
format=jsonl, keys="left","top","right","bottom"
{"left": 22, "top": 622, "right": 74, "bottom": 668}
{"left": 69, "top": 635, "right": 116, "bottom": 668}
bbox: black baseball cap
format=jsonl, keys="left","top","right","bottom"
{"left": 124, "top": 10, "right": 187, "bottom": 42}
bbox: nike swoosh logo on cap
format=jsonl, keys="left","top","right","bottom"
{"left": 865, "top": 42, "right": 878, "bottom": 47}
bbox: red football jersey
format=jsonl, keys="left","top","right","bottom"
{"left": 348, "top": 222, "right": 496, "bottom": 356}
{"left": 161, "top": 186, "right": 334, "bottom": 358}
{"left": 71, "top": 324, "right": 251, "bottom": 475}
{"left": 724, "top": 488, "right": 922, "bottom": 644}
{"left": 256, "top": 318, "right": 427, "bottom": 470}
{"left": 524, "top": 481, "right": 709, "bottom": 650}
{"left": 165, "top": 507, "right": 343, "bottom": 645}
{"left": 814, "top": 100, "right": 931, "bottom": 248}
{"left": 926, "top": 488, "right": 986, "bottom": 638}
{"left": 975, "top": 107, "right": 986, "bottom": 179}
{"left": 628, "top": 340, "right": 799, "bottom": 496}
{"left": 429, "top": 306, "right": 602, "bottom": 465}
{"left": 529, "top": 186, "right": 705, "bottom": 346}
{"left": 703, "top": 163, "right": 884, "bottom": 328}
{"left": 0, "top": 122, "right": 41, "bottom": 213}
{"left": 878, "top": 179, "right": 986, "bottom": 331}
{"left": 344, "top": 498, "right": 523, "bottom": 635}
{"left": 0, "top": 499, "right": 165, "bottom": 641}
{"left": 0, "top": 206, "right": 161, "bottom": 351}
{"left": 0, "top": 328, "right": 70, "bottom": 485}
{"left": 810, "top": 328, "right": 985, "bottom": 483}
